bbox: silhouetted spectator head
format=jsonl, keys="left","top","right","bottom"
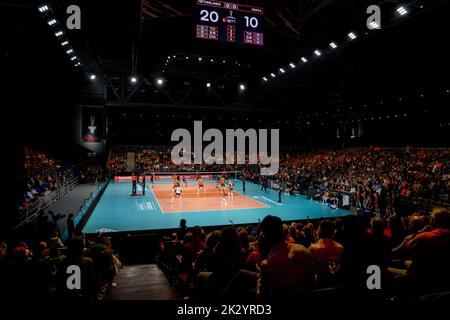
{"left": 431, "top": 207, "right": 450, "bottom": 229}
{"left": 192, "top": 226, "right": 203, "bottom": 239}
{"left": 387, "top": 215, "right": 401, "bottom": 230}
{"left": 282, "top": 224, "right": 290, "bottom": 240}
{"left": 238, "top": 227, "right": 249, "bottom": 251}
{"left": 68, "top": 213, "right": 74, "bottom": 220}
{"left": 259, "top": 215, "right": 284, "bottom": 250}
{"left": 206, "top": 231, "right": 221, "bottom": 249}
{"left": 409, "top": 215, "right": 427, "bottom": 233}
{"left": 183, "top": 232, "right": 193, "bottom": 244}
{"left": 371, "top": 217, "right": 386, "bottom": 236}
{"left": 66, "top": 238, "right": 84, "bottom": 258}
{"left": 318, "top": 220, "right": 335, "bottom": 239}
{"left": 304, "top": 223, "right": 315, "bottom": 236}
{"left": 50, "top": 229, "right": 59, "bottom": 238}
{"left": 343, "top": 215, "right": 363, "bottom": 237}
{"left": 0, "top": 242, "right": 8, "bottom": 262}
{"left": 180, "top": 219, "right": 187, "bottom": 228}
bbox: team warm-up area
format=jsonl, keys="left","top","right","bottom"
{"left": 2, "top": 0, "right": 450, "bottom": 314}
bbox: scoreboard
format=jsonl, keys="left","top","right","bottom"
{"left": 195, "top": 0, "right": 264, "bottom": 46}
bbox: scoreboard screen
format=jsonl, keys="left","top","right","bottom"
{"left": 195, "top": 0, "right": 264, "bottom": 46}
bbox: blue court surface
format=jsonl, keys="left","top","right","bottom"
{"left": 82, "top": 180, "right": 350, "bottom": 234}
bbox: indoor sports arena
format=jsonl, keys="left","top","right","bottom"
{"left": 1, "top": 0, "right": 450, "bottom": 311}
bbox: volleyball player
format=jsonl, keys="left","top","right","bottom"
{"left": 197, "top": 176, "right": 205, "bottom": 194}
{"left": 221, "top": 183, "right": 228, "bottom": 205}
{"left": 227, "top": 178, "right": 234, "bottom": 198}
{"left": 216, "top": 175, "right": 221, "bottom": 189}
{"left": 170, "top": 179, "right": 182, "bottom": 204}
{"left": 220, "top": 176, "right": 226, "bottom": 189}
{"left": 182, "top": 175, "right": 188, "bottom": 187}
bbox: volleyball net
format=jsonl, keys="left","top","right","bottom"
{"left": 113, "top": 170, "right": 242, "bottom": 183}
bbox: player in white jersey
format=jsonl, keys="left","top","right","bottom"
{"left": 170, "top": 184, "right": 182, "bottom": 204}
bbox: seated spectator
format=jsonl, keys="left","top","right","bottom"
{"left": 238, "top": 227, "right": 252, "bottom": 256}
{"left": 386, "top": 215, "right": 406, "bottom": 249}
{"left": 183, "top": 226, "right": 206, "bottom": 269}
{"left": 392, "top": 214, "right": 428, "bottom": 260}
{"left": 257, "top": 215, "right": 314, "bottom": 299}
{"left": 303, "top": 223, "right": 317, "bottom": 248}
{"left": 196, "top": 227, "right": 246, "bottom": 298}
{"left": 338, "top": 215, "right": 377, "bottom": 290}
{"left": 178, "top": 219, "right": 188, "bottom": 240}
{"left": 283, "top": 224, "right": 295, "bottom": 245}
{"left": 309, "top": 220, "right": 344, "bottom": 287}
{"left": 402, "top": 208, "right": 450, "bottom": 292}
{"left": 194, "top": 231, "right": 221, "bottom": 275}
{"left": 368, "top": 217, "right": 392, "bottom": 283}
{"left": 57, "top": 238, "right": 95, "bottom": 300}
{"left": 48, "top": 230, "right": 64, "bottom": 251}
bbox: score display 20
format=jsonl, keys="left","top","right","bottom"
{"left": 195, "top": 0, "right": 264, "bottom": 46}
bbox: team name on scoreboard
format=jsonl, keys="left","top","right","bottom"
{"left": 195, "top": 0, "right": 264, "bottom": 46}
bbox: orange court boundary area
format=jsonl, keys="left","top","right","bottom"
{"left": 150, "top": 182, "right": 269, "bottom": 213}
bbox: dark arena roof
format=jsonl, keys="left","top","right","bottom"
{"left": 1, "top": 0, "right": 450, "bottom": 310}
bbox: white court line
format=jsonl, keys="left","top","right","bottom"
{"left": 151, "top": 188, "right": 269, "bottom": 214}
{"left": 147, "top": 184, "right": 165, "bottom": 213}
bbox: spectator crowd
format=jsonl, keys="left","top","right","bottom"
{"left": 109, "top": 146, "right": 450, "bottom": 215}
{"left": 20, "top": 148, "right": 76, "bottom": 210}
{"left": 158, "top": 208, "right": 450, "bottom": 301}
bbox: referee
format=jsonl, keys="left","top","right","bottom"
{"left": 132, "top": 175, "right": 137, "bottom": 195}
{"left": 142, "top": 175, "right": 146, "bottom": 195}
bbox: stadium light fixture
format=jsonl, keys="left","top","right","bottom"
{"left": 314, "top": 50, "right": 322, "bottom": 56}
{"left": 301, "top": 57, "right": 308, "bottom": 63}
{"left": 348, "top": 32, "right": 357, "bottom": 40}
{"left": 206, "top": 82, "right": 211, "bottom": 88}
{"left": 289, "top": 63, "right": 296, "bottom": 69}
{"left": 270, "top": 73, "right": 276, "bottom": 78}
{"left": 61, "top": 41, "right": 69, "bottom": 46}
{"left": 55, "top": 31, "right": 63, "bottom": 37}
{"left": 89, "top": 74, "right": 96, "bottom": 80}
{"left": 239, "top": 84, "right": 246, "bottom": 91}
{"left": 198, "top": 57, "right": 202, "bottom": 62}
{"left": 70, "top": 56, "right": 77, "bottom": 61}
{"left": 38, "top": 5, "right": 49, "bottom": 13}
{"left": 130, "top": 76, "right": 137, "bottom": 84}
{"left": 65, "top": 49, "right": 73, "bottom": 54}
{"left": 157, "top": 79, "right": 163, "bottom": 85}
{"left": 369, "top": 21, "right": 380, "bottom": 29}
{"left": 47, "top": 19, "right": 56, "bottom": 26}
{"left": 262, "top": 77, "right": 268, "bottom": 82}
{"left": 279, "top": 68, "right": 285, "bottom": 73}
{"left": 329, "top": 42, "right": 337, "bottom": 49}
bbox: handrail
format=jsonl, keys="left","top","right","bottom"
{"left": 71, "top": 179, "right": 110, "bottom": 236}
{"left": 15, "top": 176, "right": 79, "bottom": 230}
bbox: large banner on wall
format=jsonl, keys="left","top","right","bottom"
{"left": 82, "top": 107, "right": 103, "bottom": 143}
